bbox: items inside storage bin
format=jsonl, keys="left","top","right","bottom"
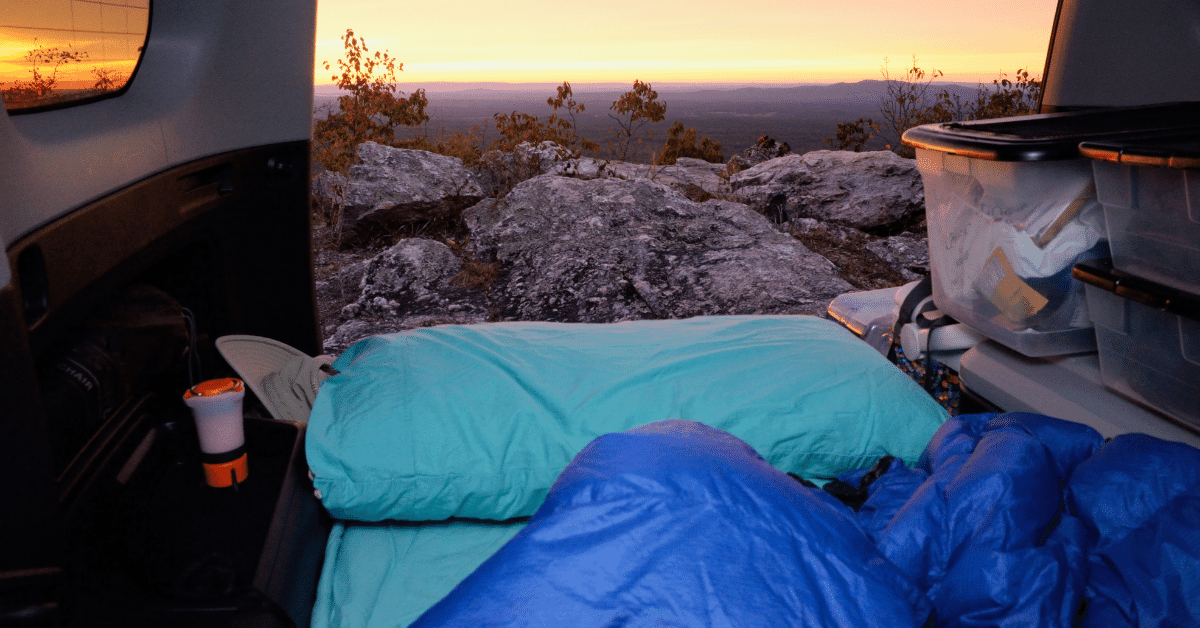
{"left": 905, "top": 103, "right": 1200, "bottom": 358}
{"left": 915, "top": 149, "right": 1106, "bottom": 356}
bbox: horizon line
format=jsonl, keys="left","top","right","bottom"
{"left": 311, "top": 78, "right": 988, "bottom": 91}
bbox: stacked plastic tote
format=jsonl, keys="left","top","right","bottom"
{"left": 903, "top": 103, "right": 1200, "bottom": 430}
{"left": 1073, "top": 132, "right": 1200, "bottom": 428}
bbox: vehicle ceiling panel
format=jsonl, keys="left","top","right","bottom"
{"left": 1043, "top": 0, "right": 1200, "bottom": 109}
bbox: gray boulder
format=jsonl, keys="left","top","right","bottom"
{"left": 730, "top": 150, "right": 924, "bottom": 230}
{"left": 474, "top": 141, "right": 615, "bottom": 197}
{"left": 559, "top": 157, "right": 611, "bottom": 180}
{"left": 476, "top": 141, "right": 730, "bottom": 201}
{"left": 605, "top": 158, "right": 730, "bottom": 201}
{"left": 865, "top": 232, "right": 930, "bottom": 281}
{"left": 314, "top": 142, "right": 485, "bottom": 245}
{"left": 327, "top": 238, "right": 488, "bottom": 352}
{"left": 726, "top": 135, "right": 792, "bottom": 175}
{"left": 463, "top": 175, "right": 854, "bottom": 322}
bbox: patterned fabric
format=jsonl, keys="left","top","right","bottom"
{"left": 894, "top": 347, "right": 962, "bottom": 415}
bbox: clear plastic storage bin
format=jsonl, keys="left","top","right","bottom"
{"left": 904, "top": 103, "right": 1200, "bottom": 357}
{"left": 1081, "top": 133, "right": 1200, "bottom": 295}
{"left": 1074, "top": 260, "right": 1200, "bottom": 429}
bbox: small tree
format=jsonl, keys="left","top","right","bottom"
{"left": 488, "top": 82, "right": 599, "bottom": 156}
{"left": 1, "top": 42, "right": 88, "bottom": 108}
{"left": 606, "top": 80, "right": 667, "bottom": 162}
{"left": 827, "top": 57, "right": 1043, "bottom": 158}
{"left": 826, "top": 118, "right": 880, "bottom": 153}
{"left": 655, "top": 121, "right": 724, "bottom": 165}
{"left": 472, "top": 81, "right": 606, "bottom": 201}
{"left": 545, "top": 81, "right": 600, "bottom": 155}
{"left": 873, "top": 57, "right": 944, "bottom": 156}
{"left": 489, "top": 111, "right": 555, "bottom": 153}
{"left": 312, "top": 29, "right": 429, "bottom": 173}
{"left": 967, "top": 69, "right": 1041, "bottom": 119}
{"left": 91, "top": 66, "right": 126, "bottom": 92}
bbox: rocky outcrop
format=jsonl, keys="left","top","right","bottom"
{"left": 462, "top": 175, "right": 854, "bottom": 322}
{"left": 730, "top": 150, "right": 924, "bottom": 231}
{"left": 865, "top": 232, "right": 930, "bottom": 281}
{"left": 314, "top": 142, "right": 931, "bottom": 353}
{"left": 475, "top": 141, "right": 574, "bottom": 197}
{"left": 341, "top": 238, "right": 487, "bottom": 320}
{"left": 605, "top": 157, "right": 729, "bottom": 201}
{"left": 323, "top": 238, "right": 490, "bottom": 353}
{"left": 469, "top": 141, "right": 730, "bottom": 201}
{"left": 726, "top": 134, "right": 792, "bottom": 175}
{"left": 315, "top": 142, "right": 486, "bottom": 245}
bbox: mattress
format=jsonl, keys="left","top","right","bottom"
{"left": 306, "top": 317, "right": 955, "bottom": 626}
{"left": 310, "top": 518, "right": 527, "bottom": 628}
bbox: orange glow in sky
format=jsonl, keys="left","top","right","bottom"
{"left": 314, "top": 0, "right": 1062, "bottom": 85}
{"left": 1, "top": 1, "right": 1063, "bottom": 90}
{"left": 0, "top": 0, "right": 149, "bottom": 90}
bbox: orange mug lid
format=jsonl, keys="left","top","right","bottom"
{"left": 184, "top": 377, "right": 244, "bottom": 399}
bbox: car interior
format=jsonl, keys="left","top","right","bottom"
{"left": 2, "top": 0, "right": 1198, "bottom": 626}
{"left": 2, "top": 2, "right": 324, "bottom": 626}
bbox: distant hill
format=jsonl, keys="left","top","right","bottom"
{"left": 314, "top": 81, "right": 834, "bottom": 95}
{"left": 313, "top": 80, "right": 986, "bottom": 161}
{"left": 315, "top": 80, "right": 981, "bottom": 102}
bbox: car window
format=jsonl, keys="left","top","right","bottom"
{"left": 0, "top": 0, "right": 150, "bottom": 113}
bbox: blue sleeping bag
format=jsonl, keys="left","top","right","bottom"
{"left": 851, "top": 412, "right": 1200, "bottom": 627}
{"left": 411, "top": 414, "right": 1200, "bottom": 627}
{"left": 411, "top": 420, "right": 934, "bottom": 628}
{"left": 1066, "top": 434, "right": 1200, "bottom": 627}
{"left": 851, "top": 412, "right": 1104, "bottom": 628}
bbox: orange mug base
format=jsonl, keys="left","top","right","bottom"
{"left": 203, "top": 454, "right": 249, "bottom": 488}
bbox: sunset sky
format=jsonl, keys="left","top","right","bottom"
{"left": 313, "top": 0, "right": 1061, "bottom": 85}
{"left": 0, "top": 0, "right": 1062, "bottom": 91}
{"left": 0, "top": 0, "right": 147, "bottom": 96}
{"left": 0, "top": 0, "right": 148, "bottom": 90}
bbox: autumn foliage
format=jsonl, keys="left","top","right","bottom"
{"left": 483, "top": 81, "right": 599, "bottom": 161}
{"left": 604, "top": 80, "right": 668, "bottom": 161}
{"left": 312, "top": 29, "right": 430, "bottom": 173}
{"left": 655, "top": 121, "right": 724, "bottom": 165}
{"left": 313, "top": 29, "right": 748, "bottom": 176}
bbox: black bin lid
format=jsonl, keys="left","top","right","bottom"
{"left": 1079, "top": 131, "right": 1200, "bottom": 169}
{"left": 902, "top": 102, "right": 1200, "bottom": 162}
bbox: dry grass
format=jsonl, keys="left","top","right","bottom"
{"left": 452, "top": 259, "right": 501, "bottom": 290}
{"left": 446, "top": 237, "right": 501, "bottom": 291}
{"left": 791, "top": 223, "right": 908, "bottom": 290}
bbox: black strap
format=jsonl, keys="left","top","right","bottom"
{"left": 786, "top": 456, "right": 898, "bottom": 512}
{"left": 816, "top": 456, "right": 897, "bottom": 512}
{"left": 890, "top": 275, "right": 934, "bottom": 362}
